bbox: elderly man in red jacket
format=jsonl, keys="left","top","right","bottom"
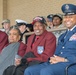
{"left": 0, "top": 31, "right": 8, "bottom": 53}
{"left": 25, "top": 16, "right": 56, "bottom": 63}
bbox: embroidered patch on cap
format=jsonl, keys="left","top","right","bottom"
{"left": 65, "top": 4, "right": 69, "bottom": 10}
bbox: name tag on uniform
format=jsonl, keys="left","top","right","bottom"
{"left": 37, "top": 46, "right": 44, "bottom": 54}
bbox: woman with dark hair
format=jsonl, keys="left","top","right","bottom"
{"left": 52, "top": 13, "right": 66, "bottom": 44}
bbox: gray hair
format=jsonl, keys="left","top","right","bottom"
{"left": 8, "top": 25, "right": 21, "bottom": 35}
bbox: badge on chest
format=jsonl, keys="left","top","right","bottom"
{"left": 37, "top": 46, "right": 44, "bottom": 54}
{"left": 69, "top": 33, "right": 76, "bottom": 41}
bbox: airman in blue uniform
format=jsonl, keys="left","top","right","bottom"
{"left": 24, "top": 4, "right": 76, "bottom": 75}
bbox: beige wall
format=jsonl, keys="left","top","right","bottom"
{"left": 0, "top": 0, "right": 3, "bottom": 27}
{"left": 0, "top": 0, "right": 76, "bottom": 27}
{"left": 0, "top": 0, "right": 7, "bottom": 28}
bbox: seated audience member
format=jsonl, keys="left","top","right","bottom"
{"left": 1, "top": 19, "right": 11, "bottom": 34}
{"left": 15, "top": 19, "right": 30, "bottom": 43}
{"left": 0, "top": 31, "right": 8, "bottom": 53}
{"left": 0, "top": 26, "right": 26, "bottom": 75}
{"left": 25, "top": 16, "right": 56, "bottom": 63}
{"left": 24, "top": 4, "right": 76, "bottom": 75}
{"left": 53, "top": 13, "right": 63, "bottom": 28}
{"left": 46, "top": 14, "right": 54, "bottom": 30}
{"left": 52, "top": 13, "right": 65, "bottom": 43}
{"left": 3, "top": 16, "right": 56, "bottom": 75}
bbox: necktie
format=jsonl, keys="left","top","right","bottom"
{"left": 64, "top": 30, "right": 70, "bottom": 39}
{"left": 35, "top": 36, "right": 39, "bottom": 41}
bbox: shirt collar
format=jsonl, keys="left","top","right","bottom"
{"left": 68, "top": 25, "right": 76, "bottom": 31}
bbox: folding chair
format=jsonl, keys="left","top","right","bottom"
{"left": 66, "top": 63, "right": 76, "bottom": 75}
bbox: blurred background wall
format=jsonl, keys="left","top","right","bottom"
{"left": 0, "top": 0, "right": 76, "bottom": 27}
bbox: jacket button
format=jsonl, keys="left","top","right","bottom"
{"left": 62, "top": 46, "right": 65, "bottom": 48}
{"left": 61, "top": 52, "right": 63, "bottom": 54}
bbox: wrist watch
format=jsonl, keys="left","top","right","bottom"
{"left": 64, "top": 58, "right": 68, "bottom": 62}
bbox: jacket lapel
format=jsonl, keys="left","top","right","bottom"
{"left": 59, "top": 27, "right": 76, "bottom": 45}
{"left": 59, "top": 31, "right": 67, "bottom": 45}
{"left": 63, "top": 27, "right": 76, "bottom": 44}
{"left": 27, "top": 34, "right": 35, "bottom": 50}
{"left": 32, "top": 30, "right": 47, "bottom": 50}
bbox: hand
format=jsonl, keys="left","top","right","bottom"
{"left": 26, "top": 27, "right": 30, "bottom": 32}
{"left": 27, "top": 58, "right": 32, "bottom": 62}
{"left": 15, "top": 58, "right": 21, "bottom": 66}
{"left": 49, "top": 55, "right": 57, "bottom": 64}
{"left": 49, "top": 55, "right": 65, "bottom": 64}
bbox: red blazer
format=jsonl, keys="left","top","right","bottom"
{"left": 18, "top": 41, "right": 27, "bottom": 57}
{"left": 0, "top": 31, "right": 8, "bottom": 53}
{"left": 26, "top": 30, "right": 56, "bottom": 62}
